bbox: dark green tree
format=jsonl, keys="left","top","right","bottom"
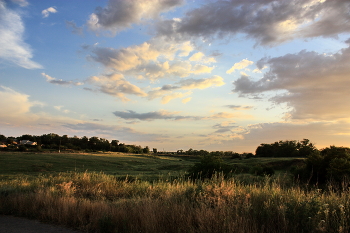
{"left": 294, "top": 146, "right": 350, "bottom": 185}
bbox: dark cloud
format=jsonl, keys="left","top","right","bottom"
{"left": 156, "top": 0, "right": 350, "bottom": 46}
{"left": 41, "top": 73, "right": 83, "bottom": 86}
{"left": 87, "top": 0, "right": 184, "bottom": 34}
{"left": 233, "top": 45, "right": 350, "bottom": 120}
{"left": 49, "top": 80, "right": 77, "bottom": 86}
{"left": 113, "top": 110, "right": 201, "bottom": 121}
{"left": 212, "top": 123, "right": 237, "bottom": 133}
{"left": 160, "top": 84, "right": 179, "bottom": 91}
{"left": 65, "top": 20, "right": 83, "bottom": 35}
{"left": 226, "top": 105, "right": 253, "bottom": 110}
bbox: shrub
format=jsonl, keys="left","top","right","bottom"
{"left": 187, "top": 154, "right": 232, "bottom": 179}
{"left": 250, "top": 165, "right": 275, "bottom": 177}
{"left": 18, "top": 145, "right": 28, "bottom": 152}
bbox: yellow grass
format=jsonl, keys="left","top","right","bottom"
{"left": 1, "top": 172, "right": 350, "bottom": 232}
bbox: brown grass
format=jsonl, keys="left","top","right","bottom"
{"left": 1, "top": 172, "right": 350, "bottom": 233}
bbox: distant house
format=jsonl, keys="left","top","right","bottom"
{"left": 0, "top": 143, "right": 7, "bottom": 148}
{"left": 20, "top": 140, "right": 37, "bottom": 146}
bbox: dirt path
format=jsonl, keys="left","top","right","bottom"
{"left": 0, "top": 215, "right": 82, "bottom": 233}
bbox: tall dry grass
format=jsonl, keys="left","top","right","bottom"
{"left": 0, "top": 172, "right": 350, "bottom": 233}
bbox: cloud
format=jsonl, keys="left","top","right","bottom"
{"left": 178, "top": 75, "right": 225, "bottom": 90}
{"left": 156, "top": 0, "right": 350, "bottom": 46}
{"left": 161, "top": 91, "right": 192, "bottom": 104}
{"left": 113, "top": 109, "right": 201, "bottom": 121}
{"left": 62, "top": 122, "right": 163, "bottom": 142}
{"left": 209, "top": 112, "right": 246, "bottom": 119}
{"left": 212, "top": 122, "right": 237, "bottom": 133}
{"left": 54, "top": 106, "right": 69, "bottom": 114}
{"left": 189, "top": 52, "right": 216, "bottom": 63}
{"left": 226, "top": 105, "right": 253, "bottom": 110}
{"left": 226, "top": 59, "right": 254, "bottom": 74}
{"left": 206, "top": 111, "right": 253, "bottom": 120}
{"left": 86, "top": 73, "right": 147, "bottom": 101}
{"left": 87, "top": 0, "right": 184, "bottom": 35}
{"left": 11, "top": 0, "right": 28, "bottom": 7}
{"left": 41, "top": 73, "right": 83, "bottom": 86}
{"left": 42, "top": 7, "right": 57, "bottom": 18}
{"left": 0, "top": 85, "right": 36, "bottom": 118}
{"left": 148, "top": 76, "right": 225, "bottom": 102}
{"left": 87, "top": 38, "right": 216, "bottom": 81}
{"left": 65, "top": 20, "right": 83, "bottom": 35}
{"left": 0, "top": 1, "right": 42, "bottom": 69}
{"left": 89, "top": 42, "right": 159, "bottom": 71}
{"left": 233, "top": 45, "right": 350, "bottom": 120}
{"left": 182, "top": 97, "right": 191, "bottom": 104}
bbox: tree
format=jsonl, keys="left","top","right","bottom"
{"left": 143, "top": 146, "right": 150, "bottom": 154}
{"left": 294, "top": 146, "right": 350, "bottom": 185}
{"left": 255, "top": 139, "right": 316, "bottom": 157}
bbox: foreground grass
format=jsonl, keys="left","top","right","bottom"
{"left": 0, "top": 171, "right": 349, "bottom": 233}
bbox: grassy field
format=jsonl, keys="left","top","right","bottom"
{"left": 2, "top": 152, "right": 349, "bottom": 233}
{"left": 0, "top": 151, "right": 304, "bottom": 178}
{"left": 0, "top": 152, "right": 197, "bottom": 180}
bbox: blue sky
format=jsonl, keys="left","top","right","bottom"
{"left": 1, "top": 0, "right": 350, "bottom": 152}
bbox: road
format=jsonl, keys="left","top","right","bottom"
{"left": 0, "top": 215, "right": 81, "bottom": 233}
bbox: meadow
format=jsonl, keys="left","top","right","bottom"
{"left": 0, "top": 152, "right": 349, "bottom": 233}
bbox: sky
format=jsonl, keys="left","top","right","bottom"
{"left": 1, "top": 0, "right": 350, "bottom": 153}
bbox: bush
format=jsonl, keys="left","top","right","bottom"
{"left": 18, "top": 145, "right": 28, "bottom": 152}
{"left": 187, "top": 154, "right": 232, "bottom": 179}
{"left": 250, "top": 165, "right": 275, "bottom": 177}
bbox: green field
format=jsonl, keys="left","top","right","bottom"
{"left": 0, "top": 152, "right": 199, "bottom": 180}
{"left": 0, "top": 151, "right": 305, "bottom": 180}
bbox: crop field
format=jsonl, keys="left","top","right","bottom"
{"left": 1, "top": 152, "right": 349, "bottom": 233}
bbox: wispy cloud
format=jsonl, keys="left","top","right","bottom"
{"left": 0, "top": 1, "right": 42, "bottom": 69}
{"left": 11, "top": 0, "right": 28, "bottom": 7}
{"left": 113, "top": 110, "right": 201, "bottom": 121}
{"left": 148, "top": 75, "right": 225, "bottom": 103}
{"left": 65, "top": 20, "right": 83, "bottom": 35}
{"left": 226, "top": 59, "right": 254, "bottom": 74}
{"left": 41, "top": 73, "right": 83, "bottom": 86}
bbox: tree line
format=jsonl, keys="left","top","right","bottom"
{"left": 2, "top": 133, "right": 350, "bottom": 185}
{"left": 0, "top": 133, "right": 150, "bottom": 154}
